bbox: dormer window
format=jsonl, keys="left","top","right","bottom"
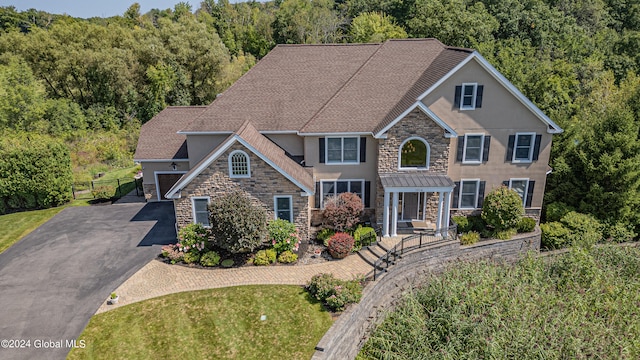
{"left": 399, "top": 137, "right": 430, "bottom": 170}
{"left": 229, "top": 150, "right": 250, "bottom": 178}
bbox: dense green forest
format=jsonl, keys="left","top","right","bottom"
{"left": 0, "top": 0, "right": 639, "bottom": 234}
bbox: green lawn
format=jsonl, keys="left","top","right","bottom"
{"left": 68, "top": 285, "right": 333, "bottom": 360}
{"left": 0, "top": 200, "right": 89, "bottom": 254}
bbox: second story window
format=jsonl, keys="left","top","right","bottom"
{"left": 399, "top": 137, "right": 429, "bottom": 170}
{"left": 454, "top": 83, "right": 484, "bottom": 110}
{"left": 326, "top": 137, "right": 359, "bottom": 164}
{"left": 229, "top": 150, "right": 250, "bottom": 178}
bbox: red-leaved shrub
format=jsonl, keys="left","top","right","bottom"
{"left": 323, "top": 192, "right": 364, "bottom": 231}
{"left": 327, "top": 232, "right": 355, "bottom": 259}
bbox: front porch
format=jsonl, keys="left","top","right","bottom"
{"left": 379, "top": 173, "right": 455, "bottom": 238}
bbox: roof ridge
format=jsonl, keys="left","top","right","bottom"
{"left": 300, "top": 42, "right": 387, "bottom": 132}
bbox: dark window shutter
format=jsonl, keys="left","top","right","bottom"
{"left": 315, "top": 182, "right": 321, "bottom": 208}
{"left": 532, "top": 134, "right": 542, "bottom": 161}
{"left": 477, "top": 181, "right": 486, "bottom": 208}
{"left": 456, "top": 137, "right": 465, "bottom": 162}
{"left": 452, "top": 182, "right": 460, "bottom": 208}
{"left": 482, "top": 135, "right": 491, "bottom": 162}
{"left": 506, "top": 135, "right": 515, "bottom": 162}
{"left": 475, "top": 85, "right": 484, "bottom": 108}
{"left": 454, "top": 86, "right": 462, "bottom": 108}
{"left": 319, "top": 138, "right": 325, "bottom": 163}
{"left": 364, "top": 181, "right": 371, "bottom": 208}
{"left": 360, "top": 137, "right": 366, "bottom": 163}
{"left": 502, "top": 180, "right": 509, "bottom": 187}
{"left": 526, "top": 181, "right": 535, "bottom": 208}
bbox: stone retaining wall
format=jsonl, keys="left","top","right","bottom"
{"left": 312, "top": 228, "right": 541, "bottom": 360}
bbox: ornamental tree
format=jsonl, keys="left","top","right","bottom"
{"left": 323, "top": 192, "right": 364, "bottom": 232}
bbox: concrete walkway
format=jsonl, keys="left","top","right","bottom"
{"left": 96, "top": 254, "right": 373, "bottom": 314}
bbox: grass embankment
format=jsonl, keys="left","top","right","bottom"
{"left": 68, "top": 285, "right": 333, "bottom": 360}
{"left": 359, "top": 245, "right": 640, "bottom": 359}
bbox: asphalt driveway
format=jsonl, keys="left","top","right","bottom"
{"left": 0, "top": 202, "right": 175, "bottom": 360}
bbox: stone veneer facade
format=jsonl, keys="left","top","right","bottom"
{"left": 173, "top": 143, "right": 310, "bottom": 241}
{"left": 375, "top": 109, "right": 451, "bottom": 224}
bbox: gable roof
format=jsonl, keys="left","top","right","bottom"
{"left": 165, "top": 122, "right": 314, "bottom": 199}
{"left": 180, "top": 39, "right": 473, "bottom": 134}
{"left": 134, "top": 106, "right": 206, "bottom": 161}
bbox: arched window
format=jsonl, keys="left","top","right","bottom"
{"left": 399, "top": 137, "right": 429, "bottom": 170}
{"left": 228, "top": 150, "right": 251, "bottom": 178}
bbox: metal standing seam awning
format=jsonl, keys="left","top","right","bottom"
{"left": 379, "top": 173, "right": 455, "bottom": 192}
{"left": 380, "top": 173, "right": 455, "bottom": 237}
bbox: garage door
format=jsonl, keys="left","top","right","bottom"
{"left": 156, "top": 173, "right": 184, "bottom": 201}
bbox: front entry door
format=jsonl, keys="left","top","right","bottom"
{"left": 400, "top": 192, "right": 424, "bottom": 221}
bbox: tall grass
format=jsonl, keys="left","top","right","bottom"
{"left": 359, "top": 245, "right": 640, "bottom": 359}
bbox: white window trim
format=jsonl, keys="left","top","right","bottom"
{"left": 398, "top": 136, "right": 430, "bottom": 170}
{"left": 512, "top": 132, "right": 536, "bottom": 163}
{"left": 273, "top": 195, "right": 294, "bottom": 223}
{"left": 325, "top": 137, "right": 360, "bottom": 165}
{"left": 319, "top": 179, "right": 365, "bottom": 209}
{"left": 508, "top": 178, "right": 530, "bottom": 207}
{"left": 462, "top": 133, "right": 485, "bottom": 164}
{"left": 459, "top": 179, "right": 480, "bottom": 209}
{"left": 191, "top": 196, "right": 211, "bottom": 227}
{"left": 460, "top": 83, "right": 478, "bottom": 110}
{"left": 228, "top": 150, "right": 251, "bottom": 178}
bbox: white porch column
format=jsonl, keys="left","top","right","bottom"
{"left": 436, "top": 192, "right": 444, "bottom": 236}
{"left": 383, "top": 190, "right": 390, "bottom": 237}
{"left": 443, "top": 191, "right": 452, "bottom": 238}
{"left": 391, "top": 192, "right": 399, "bottom": 237}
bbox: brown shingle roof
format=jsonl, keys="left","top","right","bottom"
{"left": 134, "top": 106, "right": 206, "bottom": 160}
{"left": 181, "top": 39, "right": 472, "bottom": 134}
{"left": 165, "top": 121, "right": 314, "bottom": 199}
{"left": 235, "top": 121, "right": 314, "bottom": 192}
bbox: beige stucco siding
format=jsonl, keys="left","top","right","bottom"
{"left": 140, "top": 161, "right": 189, "bottom": 185}
{"left": 186, "top": 134, "right": 230, "bottom": 167}
{"left": 305, "top": 135, "right": 378, "bottom": 208}
{"left": 421, "top": 58, "right": 553, "bottom": 210}
{"left": 264, "top": 134, "right": 304, "bottom": 156}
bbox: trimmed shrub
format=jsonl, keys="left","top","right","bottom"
{"left": 266, "top": 248, "right": 277, "bottom": 263}
{"left": 268, "top": 219, "right": 301, "bottom": 254}
{"left": 91, "top": 185, "right": 114, "bottom": 200}
{"left": 277, "top": 250, "right": 298, "bottom": 264}
{"left": 517, "top": 217, "right": 537, "bottom": 233}
{"left": 540, "top": 222, "right": 571, "bottom": 250}
{"left": 221, "top": 259, "right": 234, "bottom": 268}
{"left": 323, "top": 192, "right": 364, "bottom": 231}
{"left": 353, "top": 226, "right": 376, "bottom": 251}
{"left": 327, "top": 232, "right": 355, "bottom": 259}
{"left": 209, "top": 191, "right": 267, "bottom": 254}
{"left": 605, "top": 223, "right": 637, "bottom": 243}
{"left": 317, "top": 228, "right": 336, "bottom": 246}
{"left": 482, "top": 186, "right": 524, "bottom": 231}
{"left": 182, "top": 251, "right": 200, "bottom": 264}
{"left": 468, "top": 215, "right": 486, "bottom": 233}
{"left": 199, "top": 251, "right": 221, "bottom": 267}
{"left": 493, "top": 228, "right": 517, "bottom": 240}
{"left": 460, "top": 231, "right": 480, "bottom": 245}
{"left": 254, "top": 250, "right": 271, "bottom": 266}
{"left": 307, "top": 273, "right": 364, "bottom": 312}
{"left": 161, "top": 244, "right": 184, "bottom": 264}
{"left": 452, "top": 216, "right": 470, "bottom": 233}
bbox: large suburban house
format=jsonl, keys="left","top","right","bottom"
{"left": 134, "top": 38, "right": 562, "bottom": 241}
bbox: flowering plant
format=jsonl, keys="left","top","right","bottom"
{"left": 267, "top": 219, "right": 301, "bottom": 254}
{"left": 177, "top": 223, "right": 210, "bottom": 254}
